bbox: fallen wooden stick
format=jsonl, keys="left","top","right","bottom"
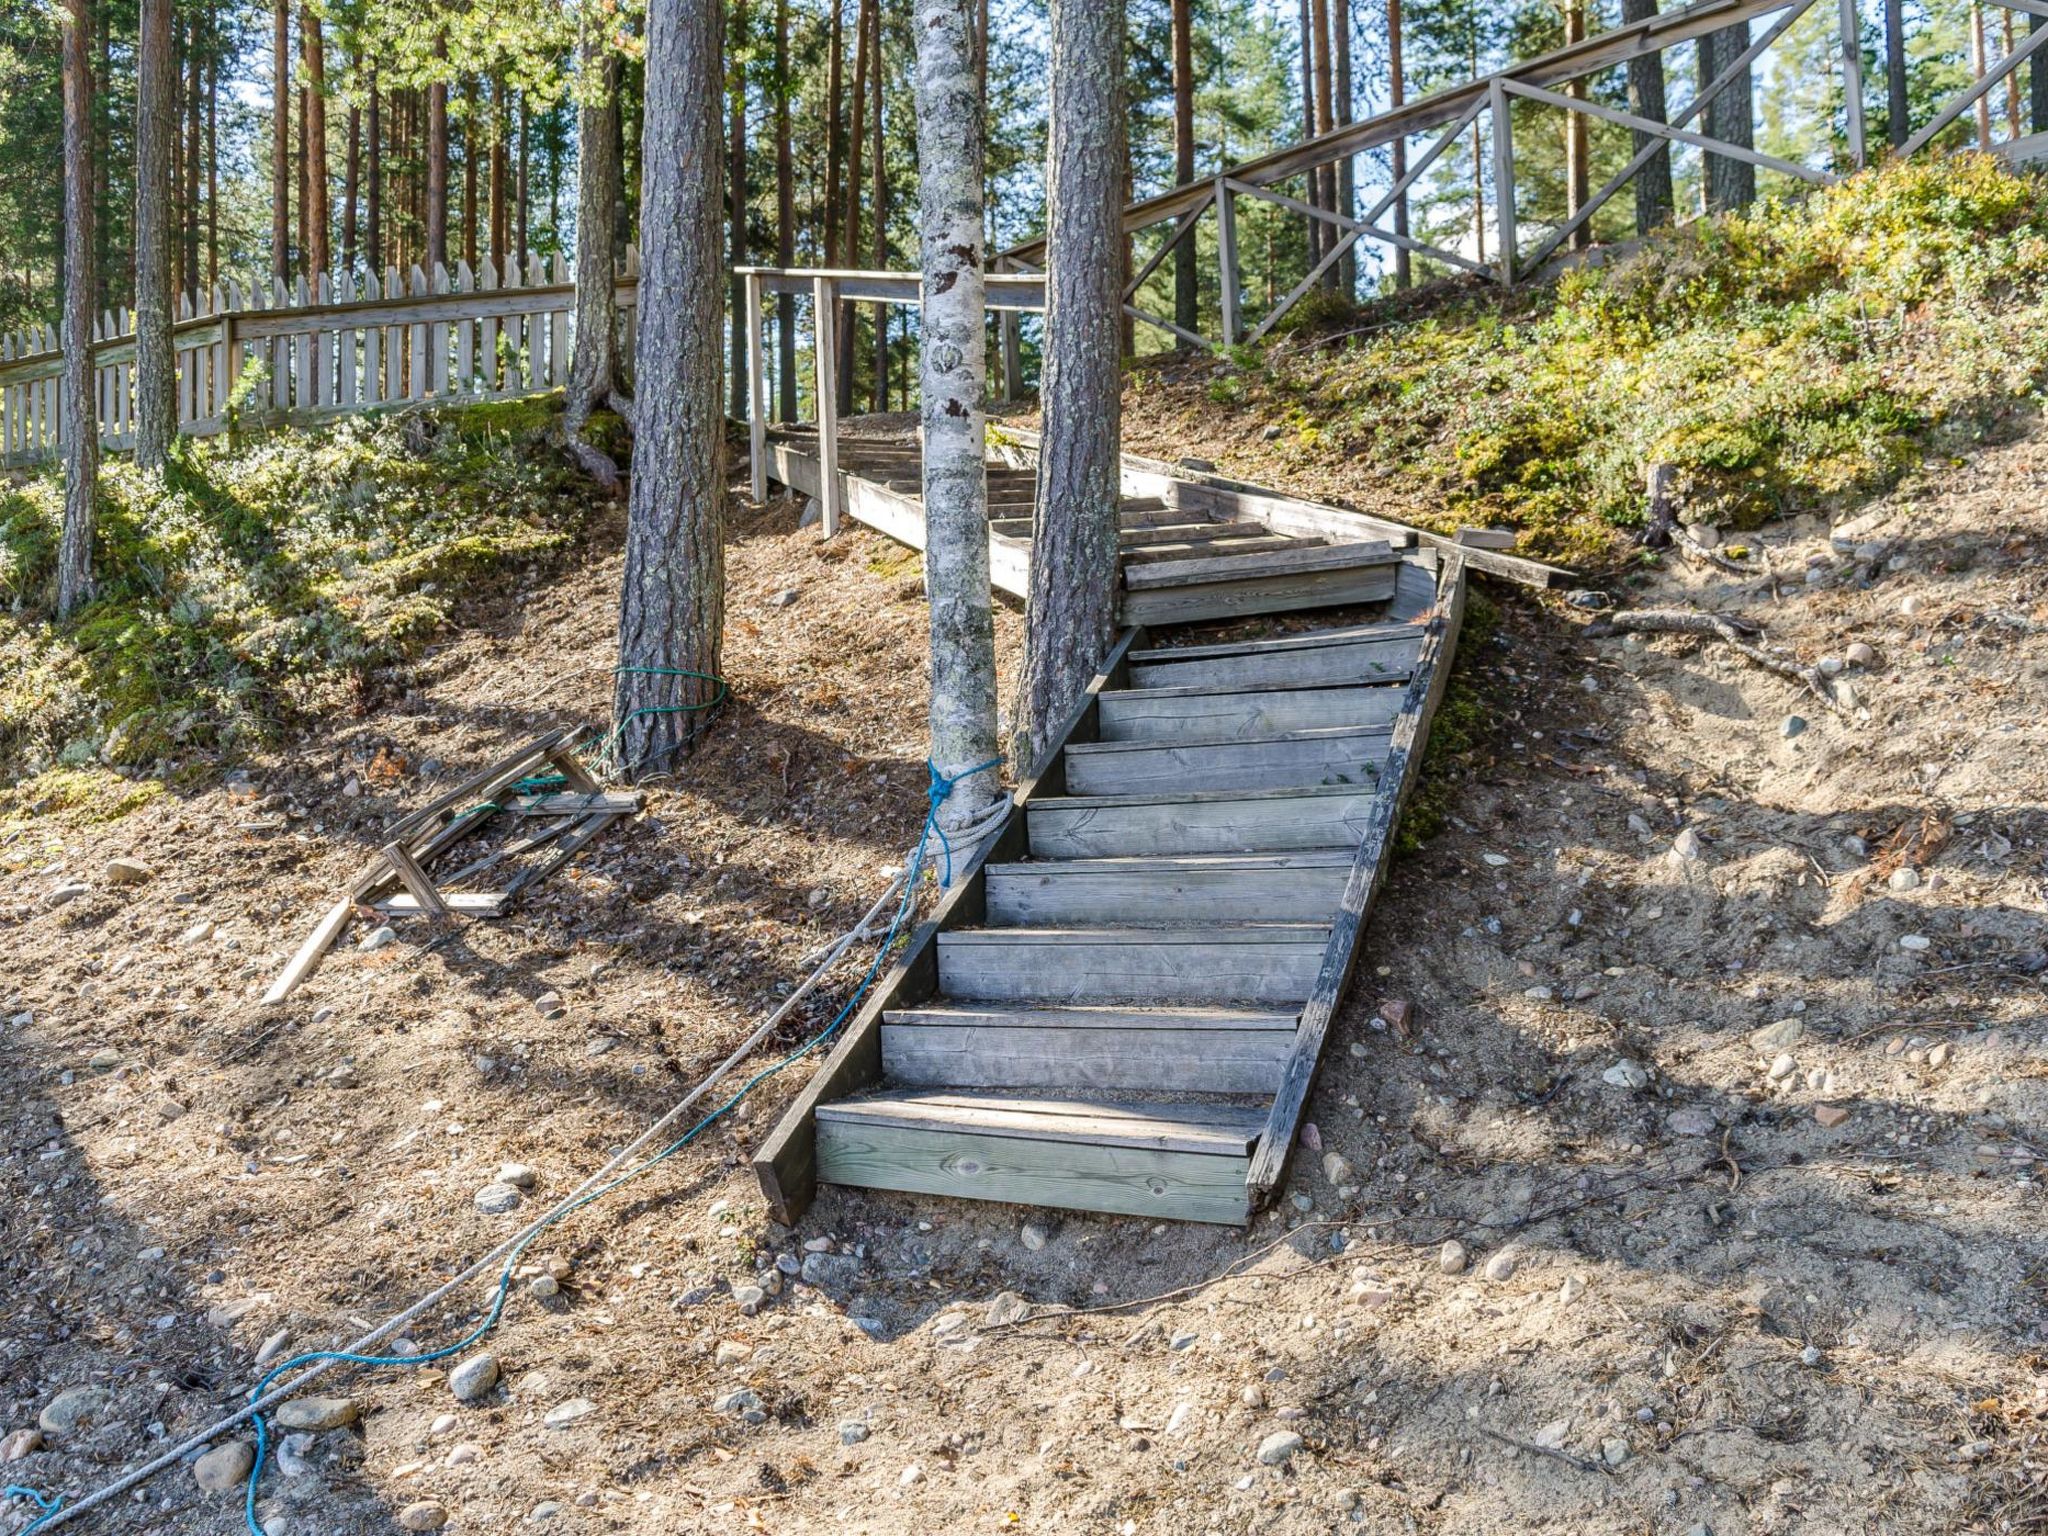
{"left": 1588, "top": 608, "right": 1840, "bottom": 710}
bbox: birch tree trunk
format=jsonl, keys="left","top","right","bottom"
{"left": 613, "top": 0, "right": 727, "bottom": 779}
{"left": 913, "top": 0, "right": 1002, "bottom": 876}
{"left": 59, "top": 0, "right": 98, "bottom": 618}
{"left": 568, "top": 32, "right": 628, "bottom": 488}
{"left": 1621, "top": 0, "right": 1674, "bottom": 234}
{"left": 1015, "top": 0, "right": 1123, "bottom": 772}
{"left": 134, "top": 0, "right": 175, "bottom": 469}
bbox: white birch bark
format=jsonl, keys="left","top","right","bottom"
{"left": 913, "top": 0, "right": 1002, "bottom": 881}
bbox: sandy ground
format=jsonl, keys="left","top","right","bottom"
{"left": 2, "top": 418, "right": 2045, "bottom": 1536}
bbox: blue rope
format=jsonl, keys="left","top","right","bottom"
{"left": 924, "top": 757, "right": 1004, "bottom": 886}
{"left": 7, "top": 1484, "right": 60, "bottom": 1533}
{"left": 224, "top": 754, "right": 1000, "bottom": 1536}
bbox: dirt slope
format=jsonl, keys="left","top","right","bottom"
{"left": 2, "top": 427, "right": 2044, "bottom": 1536}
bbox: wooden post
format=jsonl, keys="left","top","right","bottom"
{"left": 746, "top": 269, "right": 767, "bottom": 500}
{"left": 1216, "top": 177, "right": 1241, "bottom": 345}
{"left": 1000, "top": 310, "right": 1024, "bottom": 400}
{"left": 1488, "top": 78, "right": 1516, "bottom": 286}
{"left": 1839, "top": 0, "right": 1867, "bottom": 168}
{"left": 811, "top": 274, "right": 840, "bottom": 536}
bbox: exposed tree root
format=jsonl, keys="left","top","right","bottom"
{"left": 1588, "top": 607, "right": 1842, "bottom": 710}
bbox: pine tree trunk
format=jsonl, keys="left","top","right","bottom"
{"left": 868, "top": 2, "right": 888, "bottom": 411}
{"left": 207, "top": 51, "right": 219, "bottom": 287}
{"left": 463, "top": 78, "right": 479, "bottom": 267}
{"left": 839, "top": 0, "right": 870, "bottom": 413}
{"left": 1296, "top": 0, "right": 1320, "bottom": 268}
{"left": 1885, "top": 0, "right": 1909, "bottom": 148}
{"left": 614, "top": 0, "right": 727, "bottom": 778}
{"left": 729, "top": 0, "right": 750, "bottom": 422}
{"left": 774, "top": 0, "right": 796, "bottom": 421}
{"left": 1622, "top": 0, "right": 1673, "bottom": 234}
{"left": 2033, "top": 12, "right": 2048, "bottom": 136}
{"left": 1562, "top": 0, "right": 1589, "bottom": 251}
{"left": 912, "top": 0, "right": 1003, "bottom": 870}
{"left": 517, "top": 96, "right": 531, "bottom": 266}
{"left": 1016, "top": 0, "right": 1123, "bottom": 771}
{"left": 272, "top": 0, "right": 290, "bottom": 284}
{"left": 1701, "top": 24, "right": 1755, "bottom": 211}
{"left": 426, "top": 44, "right": 448, "bottom": 270}
{"left": 60, "top": 0, "right": 98, "bottom": 618}
{"left": 366, "top": 72, "right": 382, "bottom": 269}
{"left": 1388, "top": 0, "right": 1408, "bottom": 289}
{"left": 1170, "top": 0, "right": 1197, "bottom": 339}
{"left": 567, "top": 34, "right": 626, "bottom": 487}
{"left": 94, "top": 9, "right": 109, "bottom": 312}
{"left": 1332, "top": 0, "right": 1355, "bottom": 294}
{"left": 297, "top": 84, "right": 309, "bottom": 275}
{"left": 1309, "top": 0, "right": 1336, "bottom": 286}
{"left": 303, "top": 5, "right": 329, "bottom": 277}
{"left": 184, "top": 35, "right": 202, "bottom": 295}
{"left": 490, "top": 79, "right": 508, "bottom": 268}
{"left": 134, "top": 0, "right": 176, "bottom": 469}
{"left": 825, "top": 0, "right": 844, "bottom": 268}
{"left": 343, "top": 101, "right": 360, "bottom": 270}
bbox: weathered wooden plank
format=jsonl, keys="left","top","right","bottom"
{"left": 1245, "top": 556, "right": 1469, "bottom": 1203}
{"left": 1120, "top": 532, "right": 1306, "bottom": 566}
{"left": 1098, "top": 681, "right": 1407, "bottom": 742}
{"left": 881, "top": 1009, "right": 1294, "bottom": 1093}
{"left": 1117, "top": 561, "right": 1399, "bottom": 626}
{"left": 936, "top": 924, "right": 1329, "bottom": 1003}
{"left": 1123, "top": 538, "right": 1395, "bottom": 591}
{"left": 814, "top": 1114, "right": 1252, "bottom": 1224}
{"left": 984, "top": 851, "right": 1355, "bottom": 925}
{"left": 1127, "top": 624, "right": 1423, "bottom": 689}
{"left": 377, "top": 891, "right": 510, "bottom": 917}
{"left": 1062, "top": 725, "right": 1388, "bottom": 795}
{"left": 818, "top": 1090, "right": 1267, "bottom": 1152}
{"left": 748, "top": 627, "right": 1147, "bottom": 1225}
{"left": 1026, "top": 784, "right": 1378, "bottom": 859}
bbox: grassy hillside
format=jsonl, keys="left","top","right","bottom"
{"left": 0, "top": 398, "right": 603, "bottom": 811}
{"left": 1132, "top": 156, "right": 2048, "bottom": 564}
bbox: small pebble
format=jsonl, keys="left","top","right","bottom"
{"left": 1438, "top": 1240, "right": 1469, "bottom": 1275}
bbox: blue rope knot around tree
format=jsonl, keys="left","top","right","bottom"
{"left": 924, "top": 756, "right": 1004, "bottom": 886}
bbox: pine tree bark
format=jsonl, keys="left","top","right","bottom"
{"left": 1170, "top": 0, "right": 1197, "bottom": 339}
{"left": 206, "top": 51, "right": 219, "bottom": 287}
{"left": 1700, "top": 23, "right": 1755, "bottom": 211}
{"left": 134, "top": 0, "right": 176, "bottom": 469}
{"left": 728, "top": 0, "right": 750, "bottom": 422}
{"left": 1562, "top": 0, "right": 1589, "bottom": 252}
{"left": 426, "top": 43, "right": 449, "bottom": 270}
{"left": 1885, "top": 0, "right": 1908, "bottom": 148}
{"left": 1621, "top": 0, "right": 1674, "bottom": 234}
{"left": 774, "top": 0, "right": 796, "bottom": 421}
{"left": 567, "top": 33, "right": 628, "bottom": 487}
{"left": 517, "top": 96, "right": 531, "bottom": 266}
{"left": 2034, "top": 12, "right": 2048, "bottom": 136}
{"left": 1309, "top": 0, "right": 1336, "bottom": 285}
{"left": 839, "top": 0, "right": 870, "bottom": 413}
{"left": 912, "top": 0, "right": 1002, "bottom": 870}
{"left": 343, "top": 100, "right": 360, "bottom": 270}
{"left": 1388, "top": 0, "right": 1408, "bottom": 289}
{"left": 272, "top": 0, "right": 291, "bottom": 283}
{"left": 303, "top": 5, "right": 329, "bottom": 277}
{"left": 60, "top": 0, "right": 98, "bottom": 617}
{"left": 463, "top": 78, "right": 480, "bottom": 267}
{"left": 490, "top": 79, "right": 508, "bottom": 269}
{"left": 868, "top": 3, "right": 888, "bottom": 411}
{"left": 1295, "top": 0, "right": 1321, "bottom": 267}
{"left": 614, "top": 0, "right": 727, "bottom": 778}
{"left": 366, "top": 72, "right": 383, "bottom": 269}
{"left": 184, "top": 34, "right": 202, "bottom": 295}
{"left": 1016, "top": 0, "right": 1123, "bottom": 771}
{"left": 825, "top": 0, "right": 844, "bottom": 268}
{"left": 1332, "top": 0, "right": 1355, "bottom": 293}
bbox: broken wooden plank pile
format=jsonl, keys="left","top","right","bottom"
{"left": 262, "top": 728, "right": 642, "bottom": 1006}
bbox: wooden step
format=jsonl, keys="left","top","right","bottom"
{"left": 813, "top": 1089, "right": 1265, "bottom": 1223}
{"left": 1063, "top": 724, "right": 1388, "bottom": 795}
{"left": 1128, "top": 623, "right": 1425, "bottom": 690}
{"left": 984, "top": 852, "right": 1353, "bottom": 925}
{"left": 880, "top": 1002, "right": 1298, "bottom": 1092}
{"left": 1120, "top": 533, "right": 1307, "bottom": 566}
{"left": 1027, "top": 784, "right": 1378, "bottom": 858}
{"left": 1119, "top": 520, "right": 1234, "bottom": 547}
{"left": 935, "top": 924, "right": 1328, "bottom": 1003}
{"left": 1118, "top": 539, "right": 1399, "bottom": 626}
{"left": 1098, "top": 679, "right": 1408, "bottom": 742}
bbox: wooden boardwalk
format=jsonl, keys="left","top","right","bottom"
{"left": 752, "top": 432, "right": 1564, "bottom": 1225}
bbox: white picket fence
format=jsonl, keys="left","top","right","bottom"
{"left": 0, "top": 249, "right": 642, "bottom": 467}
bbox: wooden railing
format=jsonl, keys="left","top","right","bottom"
{"left": 0, "top": 249, "right": 643, "bottom": 467}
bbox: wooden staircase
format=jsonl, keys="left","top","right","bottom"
{"left": 753, "top": 546, "right": 1473, "bottom": 1227}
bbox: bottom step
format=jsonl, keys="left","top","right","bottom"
{"left": 881, "top": 1002, "right": 1298, "bottom": 1092}
{"left": 814, "top": 1090, "right": 1264, "bottom": 1225}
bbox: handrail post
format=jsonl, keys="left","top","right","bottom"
{"left": 1215, "top": 176, "right": 1241, "bottom": 345}
{"left": 810, "top": 274, "right": 840, "bottom": 537}
{"left": 745, "top": 269, "right": 767, "bottom": 501}
{"left": 1489, "top": 78, "right": 1517, "bottom": 286}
